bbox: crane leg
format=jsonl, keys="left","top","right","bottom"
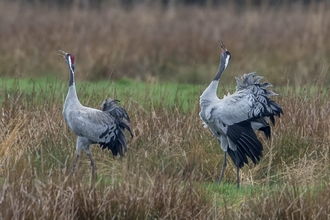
{"left": 236, "top": 166, "right": 240, "bottom": 188}
{"left": 218, "top": 152, "right": 227, "bottom": 186}
{"left": 87, "top": 153, "right": 95, "bottom": 179}
{"left": 70, "top": 154, "right": 80, "bottom": 174}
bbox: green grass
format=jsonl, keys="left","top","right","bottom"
{"left": 1, "top": 75, "right": 327, "bottom": 105}
{"left": 0, "top": 76, "right": 204, "bottom": 112}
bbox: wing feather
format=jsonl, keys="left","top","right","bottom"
{"left": 101, "top": 98, "right": 133, "bottom": 137}
{"left": 225, "top": 121, "right": 263, "bottom": 168}
{"left": 69, "top": 108, "right": 128, "bottom": 156}
{"left": 200, "top": 72, "right": 282, "bottom": 170}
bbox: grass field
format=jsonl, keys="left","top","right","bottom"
{"left": 1, "top": 0, "right": 330, "bottom": 219}
{"left": 1, "top": 75, "right": 330, "bottom": 218}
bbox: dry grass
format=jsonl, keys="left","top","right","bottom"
{"left": 0, "top": 1, "right": 330, "bottom": 85}
{"left": 0, "top": 78, "right": 330, "bottom": 218}
{"left": 1, "top": 1, "right": 330, "bottom": 219}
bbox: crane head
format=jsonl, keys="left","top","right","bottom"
{"left": 220, "top": 40, "right": 231, "bottom": 69}
{"left": 58, "top": 50, "right": 75, "bottom": 72}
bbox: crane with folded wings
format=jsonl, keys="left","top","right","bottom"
{"left": 59, "top": 50, "right": 133, "bottom": 177}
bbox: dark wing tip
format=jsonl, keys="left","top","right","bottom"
{"left": 226, "top": 122, "right": 264, "bottom": 168}
{"left": 259, "top": 126, "right": 271, "bottom": 139}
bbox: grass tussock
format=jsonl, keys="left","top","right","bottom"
{"left": 0, "top": 1, "right": 330, "bottom": 85}
{"left": 0, "top": 77, "right": 330, "bottom": 218}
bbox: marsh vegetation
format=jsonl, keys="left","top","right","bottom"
{"left": 0, "top": 1, "right": 330, "bottom": 219}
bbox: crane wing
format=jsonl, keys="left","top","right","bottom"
{"left": 205, "top": 93, "right": 255, "bottom": 126}
{"left": 226, "top": 121, "right": 263, "bottom": 167}
{"left": 207, "top": 89, "right": 281, "bottom": 127}
{"left": 70, "top": 109, "right": 113, "bottom": 139}
{"left": 202, "top": 97, "right": 264, "bottom": 168}
{"left": 69, "top": 108, "right": 127, "bottom": 156}
{"left": 101, "top": 98, "right": 133, "bottom": 137}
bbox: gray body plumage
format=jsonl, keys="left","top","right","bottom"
{"left": 63, "top": 96, "right": 125, "bottom": 154}
{"left": 200, "top": 72, "right": 282, "bottom": 168}
{"left": 59, "top": 50, "right": 132, "bottom": 175}
{"left": 199, "top": 42, "right": 283, "bottom": 187}
{"left": 100, "top": 98, "right": 133, "bottom": 155}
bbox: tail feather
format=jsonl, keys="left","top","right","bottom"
{"left": 236, "top": 72, "right": 283, "bottom": 126}
{"left": 101, "top": 99, "right": 131, "bottom": 122}
{"left": 121, "top": 120, "right": 134, "bottom": 137}
{"left": 259, "top": 125, "right": 271, "bottom": 139}
{"left": 101, "top": 98, "right": 133, "bottom": 137}
{"left": 100, "top": 129, "right": 127, "bottom": 157}
{"left": 100, "top": 98, "right": 133, "bottom": 157}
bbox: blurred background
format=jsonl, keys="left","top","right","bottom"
{"left": 0, "top": 0, "right": 329, "bottom": 86}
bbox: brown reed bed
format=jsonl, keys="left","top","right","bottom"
{"left": 0, "top": 1, "right": 329, "bottom": 85}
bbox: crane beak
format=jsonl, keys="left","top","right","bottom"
{"left": 58, "top": 50, "right": 68, "bottom": 58}
{"left": 220, "top": 40, "right": 227, "bottom": 53}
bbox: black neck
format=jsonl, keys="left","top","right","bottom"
{"left": 213, "top": 62, "right": 225, "bottom": 81}
{"left": 213, "top": 57, "right": 225, "bottom": 81}
{"left": 68, "top": 65, "right": 74, "bottom": 87}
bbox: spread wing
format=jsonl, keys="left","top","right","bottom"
{"left": 199, "top": 70, "right": 283, "bottom": 170}
{"left": 209, "top": 92, "right": 279, "bottom": 125}
{"left": 201, "top": 89, "right": 282, "bottom": 167}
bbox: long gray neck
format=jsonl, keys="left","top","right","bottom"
{"left": 66, "top": 84, "right": 79, "bottom": 100}
{"left": 200, "top": 53, "right": 226, "bottom": 102}
{"left": 64, "top": 66, "right": 81, "bottom": 108}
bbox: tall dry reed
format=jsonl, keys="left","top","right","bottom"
{"left": 0, "top": 1, "right": 329, "bottom": 85}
